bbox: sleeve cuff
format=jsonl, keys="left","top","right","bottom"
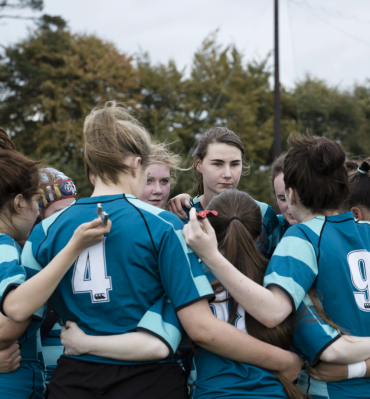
{"left": 175, "top": 293, "right": 215, "bottom": 312}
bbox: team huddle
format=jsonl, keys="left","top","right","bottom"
{"left": 1, "top": 101, "right": 370, "bottom": 399}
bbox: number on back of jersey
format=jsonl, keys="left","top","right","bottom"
{"left": 348, "top": 250, "right": 370, "bottom": 312}
{"left": 72, "top": 239, "right": 112, "bottom": 303}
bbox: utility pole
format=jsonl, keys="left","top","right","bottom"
{"left": 274, "top": 0, "right": 282, "bottom": 158}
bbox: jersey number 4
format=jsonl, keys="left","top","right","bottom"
{"left": 348, "top": 250, "right": 370, "bottom": 312}
{"left": 72, "top": 239, "right": 112, "bottom": 303}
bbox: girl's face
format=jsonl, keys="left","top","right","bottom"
{"left": 13, "top": 193, "right": 40, "bottom": 241}
{"left": 196, "top": 143, "right": 242, "bottom": 197}
{"left": 274, "top": 173, "right": 297, "bottom": 225}
{"left": 141, "top": 164, "right": 171, "bottom": 209}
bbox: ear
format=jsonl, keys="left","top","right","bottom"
{"left": 13, "top": 194, "right": 25, "bottom": 214}
{"left": 131, "top": 157, "right": 142, "bottom": 178}
{"left": 351, "top": 206, "right": 362, "bottom": 221}
{"left": 287, "top": 188, "right": 297, "bottom": 205}
{"left": 195, "top": 157, "right": 202, "bottom": 173}
{"left": 89, "top": 171, "right": 96, "bottom": 186}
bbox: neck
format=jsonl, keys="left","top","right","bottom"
{"left": 91, "top": 174, "right": 138, "bottom": 198}
{"left": 199, "top": 190, "right": 214, "bottom": 210}
{"left": 298, "top": 208, "right": 340, "bottom": 223}
{"left": 0, "top": 217, "right": 18, "bottom": 241}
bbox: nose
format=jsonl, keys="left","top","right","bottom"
{"left": 152, "top": 181, "right": 163, "bottom": 195}
{"left": 222, "top": 165, "right": 232, "bottom": 179}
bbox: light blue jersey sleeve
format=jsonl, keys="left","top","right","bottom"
{"left": 137, "top": 295, "right": 184, "bottom": 357}
{"left": 263, "top": 226, "right": 318, "bottom": 311}
{"left": 20, "top": 232, "right": 47, "bottom": 320}
{"left": 0, "top": 235, "right": 26, "bottom": 314}
{"left": 292, "top": 295, "right": 341, "bottom": 366}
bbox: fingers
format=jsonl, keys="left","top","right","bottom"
{"left": 65, "top": 320, "right": 75, "bottom": 328}
{"left": 168, "top": 197, "right": 188, "bottom": 220}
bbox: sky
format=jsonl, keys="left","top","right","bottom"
{"left": 1, "top": 0, "right": 370, "bottom": 90}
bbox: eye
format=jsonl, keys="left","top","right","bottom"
{"left": 231, "top": 162, "right": 240, "bottom": 167}
{"left": 213, "top": 162, "right": 222, "bottom": 167}
{"left": 160, "top": 179, "right": 170, "bottom": 185}
{"left": 146, "top": 178, "right": 152, "bottom": 184}
{"left": 277, "top": 195, "right": 286, "bottom": 202}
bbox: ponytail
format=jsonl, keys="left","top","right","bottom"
{"left": 208, "top": 190, "right": 308, "bottom": 399}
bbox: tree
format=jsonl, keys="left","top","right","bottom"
{"left": 0, "top": 0, "right": 43, "bottom": 21}
{"left": 0, "top": 16, "right": 139, "bottom": 196}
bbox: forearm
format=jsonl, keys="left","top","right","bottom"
{"left": 321, "top": 336, "right": 370, "bottom": 364}
{"left": 203, "top": 252, "right": 290, "bottom": 327}
{"left": 178, "top": 300, "right": 295, "bottom": 372}
{"left": 196, "top": 317, "right": 294, "bottom": 370}
{"left": 80, "top": 332, "right": 170, "bottom": 361}
{"left": 0, "top": 313, "right": 30, "bottom": 350}
{"left": 3, "top": 243, "right": 80, "bottom": 323}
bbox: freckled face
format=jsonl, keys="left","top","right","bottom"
{"left": 140, "top": 164, "right": 171, "bottom": 209}
{"left": 274, "top": 173, "right": 297, "bottom": 225}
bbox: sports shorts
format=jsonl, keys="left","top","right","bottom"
{"left": 47, "top": 356, "right": 188, "bottom": 399}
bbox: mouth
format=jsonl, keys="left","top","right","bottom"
{"left": 219, "top": 183, "right": 233, "bottom": 187}
{"left": 148, "top": 199, "right": 162, "bottom": 204}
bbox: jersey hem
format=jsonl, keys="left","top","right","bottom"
{"left": 264, "top": 283, "right": 297, "bottom": 313}
{"left": 135, "top": 327, "right": 175, "bottom": 358}
{"left": 311, "top": 333, "right": 342, "bottom": 366}
{"left": 174, "top": 293, "right": 215, "bottom": 312}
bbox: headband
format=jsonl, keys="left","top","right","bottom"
{"left": 358, "top": 167, "right": 368, "bottom": 175}
{"left": 196, "top": 210, "right": 218, "bottom": 219}
{"left": 39, "top": 168, "right": 77, "bottom": 213}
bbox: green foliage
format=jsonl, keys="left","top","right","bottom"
{"left": 1, "top": 27, "right": 370, "bottom": 205}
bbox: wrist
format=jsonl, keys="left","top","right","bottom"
{"left": 64, "top": 241, "right": 82, "bottom": 261}
{"left": 202, "top": 250, "right": 224, "bottom": 269}
{"left": 80, "top": 333, "right": 93, "bottom": 355}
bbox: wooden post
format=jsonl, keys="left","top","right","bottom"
{"left": 274, "top": 0, "right": 281, "bottom": 158}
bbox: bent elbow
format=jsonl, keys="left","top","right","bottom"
{"left": 320, "top": 345, "right": 339, "bottom": 363}
{"left": 156, "top": 342, "right": 171, "bottom": 359}
{"left": 4, "top": 307, "right": 28, "bottom": 324}
{"left": 263, "top": 313, "right": 284, "bottom": 329}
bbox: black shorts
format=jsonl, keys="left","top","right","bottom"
{"left": 47, "top": 357, "right": 188, "bottom": 399}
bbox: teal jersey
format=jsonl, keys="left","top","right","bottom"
{"left": 0, "top": 234, "right": 45, "bottom": 398}
{"left": 277, "top": 214, "right": 290, "bottom": 238}
{"left": 190, "top": 289, "right": 287, "bottom": 399}
{"left": 183, "top": 195, "right": 281, "bottom": 259}
{"left": 22, "top": 194, "right": 214, "bottom": 366}
{"left": 139, "top": 272, "right": 287, "bottom": 399}
{"left": 42, "top": 322, "right": 63, "bottom": 383}
{"left": 264, "top": 212, "right": 370, "bottom": 398}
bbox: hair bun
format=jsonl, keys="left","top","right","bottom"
{"left": 358, "top": 160, "right": 370, "bottom": 174}
{"left": 308, "top": 138, "right": 345, "bottom": 176}
{"left": 0, "top": 128, "right": 15, "bottom": 151}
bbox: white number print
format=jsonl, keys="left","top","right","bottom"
{"left": 348, "top": 250, "right": 370, "bottom": 312}
{"left": 72, "top": 239, "right": 112, "bottom": 303}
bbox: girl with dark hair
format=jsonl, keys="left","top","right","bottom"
{"left": 168, "top": 127, "right": 281, "bottom": 258}
{"left": 270, "top": 153, "right": 297, "bottom": 236}
{"left": 184, "top": 134, "right": 370, "bottom": 399}
{"left": 346, "top": 158, "right": 370, "bottom": 221}
{"left": 0, "top": 128, "right": 111, "bottom": 398}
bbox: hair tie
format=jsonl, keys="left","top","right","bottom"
{"left": 229, "top": 216, "right": 241, "bottom": 223}
{"left": 358, "top": 167, "right": 367, "bottom": 175}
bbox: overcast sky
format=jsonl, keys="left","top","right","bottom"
{"left": 1, "top": 0, "right": 369, "bottom": 89}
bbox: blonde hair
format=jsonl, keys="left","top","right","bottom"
{"left": 84, "top": 101, "right": 151, "bottom": 184}
{"left": 149, "top": 142, "right": 187, "bottom": 186}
